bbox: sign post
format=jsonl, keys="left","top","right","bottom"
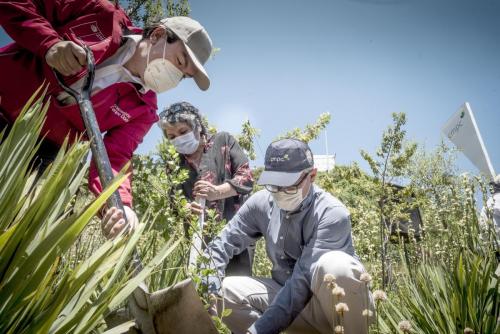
{"left": 442, "top": 103, "right": 496, "bottom": 180}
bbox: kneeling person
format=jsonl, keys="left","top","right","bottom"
{"left": 204, "top": 138, "right": 374, "bottom": 334}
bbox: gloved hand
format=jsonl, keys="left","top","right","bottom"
{"left": 101, "top": 206, "right": 139, "bottom": 239}
{"left": 45, "top": 41, "right": 87, "bottom": 76}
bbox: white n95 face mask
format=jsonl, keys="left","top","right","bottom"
{"left": 144, "top": 39, "right": 183, "bottom": 93}
{"left": 271, "top": 191, "right": 304, "bottom": 212}
{"left": 172, "top": 131, "right": 199, "bottom": 155}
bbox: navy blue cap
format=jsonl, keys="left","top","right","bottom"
{"left": 257, "top": 138, "right": 314, "bottom": 186}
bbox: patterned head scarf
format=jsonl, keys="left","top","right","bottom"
{"left": 158, "top": 101, "right": 206, "bottom": 135}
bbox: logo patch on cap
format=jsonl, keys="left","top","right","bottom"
{"left": 270, "top": 153, "right": 290, "bottom": 162}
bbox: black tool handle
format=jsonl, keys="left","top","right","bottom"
{"left": 53, "top": 46, "right": 123, "bottom": 212}
{"left": 54, "top": 46, "right": 142, "bottom": 274}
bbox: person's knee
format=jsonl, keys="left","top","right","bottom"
{"left": 318, "top": 251, "right": 359, "bottom": 277}
{"left": 217, "top": 276, "right": 242, "bottom": 315}
{"left": 221, "top": 276, "right": 258, "bottom": 306}
{"left": 313, "top": 251, "right": 374, "bottom": 331}
{"left": 314, "top": 251, "right": 364, "bottom": 292}
{"left": 221, "top": 276, "right": 242, "bottom": 301}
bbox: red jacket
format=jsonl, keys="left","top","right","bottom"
{"left": 0, "top": 0, "right": 159, "bottom": 206}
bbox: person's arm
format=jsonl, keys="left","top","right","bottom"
{"left": 203, "top": 191, "right": 268, "bottom": 294}
{"left": 88, "top": 103, "right": 158, "bottom": 208}
{"left": 193, "top": 180, "right": 237, "bottom": 202}
{"left": 225, "top": 133, "right": 254, "bottom": 195}
{"left": 249, "top": 205, "right": 354, "bottom": 334}
{"left": 492, "top": 176, "right": 500, "bottom": 229}
{"left": 0, "top": 0, "right": 106, "bottom": 58}
{"left": 192, "top": 133, "right": 253, "bottom": 202}
{"left": 492, "top": 192, "right": 500, "bottom": 238}
{"left": 480, "top": 176, "right": 500, "bottom": 238}
{"left": 90, "top": 104, "right": 157, "bottom": 239}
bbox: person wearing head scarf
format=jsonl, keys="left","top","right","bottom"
{"left": 159, "top": 101, "right": 254, "bottom": 276}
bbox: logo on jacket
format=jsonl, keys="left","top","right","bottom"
{"left": 111, "top": 104, "right": 131, "bottom": 122}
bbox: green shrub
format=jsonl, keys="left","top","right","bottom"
{"left": 379, "top": 250, "right": 499, "bottom": 334}
{"left": 0, "top": 88, "right": 180, "bottom": 333}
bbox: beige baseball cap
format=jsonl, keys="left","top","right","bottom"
{"left": 161, "top": 16, "right": 213, "bottom": 91}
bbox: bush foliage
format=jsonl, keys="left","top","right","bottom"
{"left": 0, "top": 89, "right": 181, "bottom": 333}
{"left": 1, "top": 89, "right": 497, "bottom": 333}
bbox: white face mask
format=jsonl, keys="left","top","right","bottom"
{"left": 271, "top": 191, "right": 304, "bottom": 212}
{"left": 172, "top": 131, "right": 199, "bottom": 155}
{"left": 143, "top": 39, "right": 183, "bottom": 93}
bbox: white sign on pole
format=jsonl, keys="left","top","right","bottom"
{"left": 442, "top": 102, "right": 496, "bottom": 179}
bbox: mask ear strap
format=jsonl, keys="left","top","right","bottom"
{"left": 147, "top": 34, "right": 167, "bottom": 63}
{"left": 146, "top": 41, "right": 152, "bottom": 65}
{"left": 194, "top": 125, "right": 203, "bottom": 140}
{"left": 162, "top": 36, "right": 167, "bottom": 61}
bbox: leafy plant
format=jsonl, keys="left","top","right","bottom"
{"left": 0, "top": 88, "right": 180, "bottom": 333}
{"left": 236, "top": 119, "right": 260, "bottom": 161}
{"left": 276, "top": 112, "right": 331, "bottom": 143}
{"left": 379, "top": 249, "right": 499, "bottom": 334}
{"left": 131, "top": 137, "right": 235, "bottom": 333}
{"left": 360, "top": 112, "right": 418, "bottom": 289}
{"left": 316, "top": 164, "right": 381, "bottom": 275}
{"left": 120, "top": 0, "right": 190, "bottom": 26}
{"left": 132, "top": 139, "right": 190, "bottom": 238}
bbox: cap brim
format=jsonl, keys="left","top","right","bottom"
{"left": 257, "top": 170, "right": 303, "bottom": 187}
{"left": 184, "top": 42, "right": 210, "bottom": 91}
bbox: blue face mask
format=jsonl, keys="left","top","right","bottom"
{"left": 172, "top": 131, "right": 199, "bottom": 154}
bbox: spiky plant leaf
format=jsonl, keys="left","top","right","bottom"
{"left": 0, "top": 87, "right": 182, "bottom": 334}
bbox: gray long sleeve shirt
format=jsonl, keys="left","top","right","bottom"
{"left": 205, "top": 184, "right": 356, "bottom": 334}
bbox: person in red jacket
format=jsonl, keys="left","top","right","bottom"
{"left": 0, "top": 0, "right": 213, "bottom": 238}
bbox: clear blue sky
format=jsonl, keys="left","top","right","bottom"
{"left": 1, "top": 0, "right": 499, "bottom": 175}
